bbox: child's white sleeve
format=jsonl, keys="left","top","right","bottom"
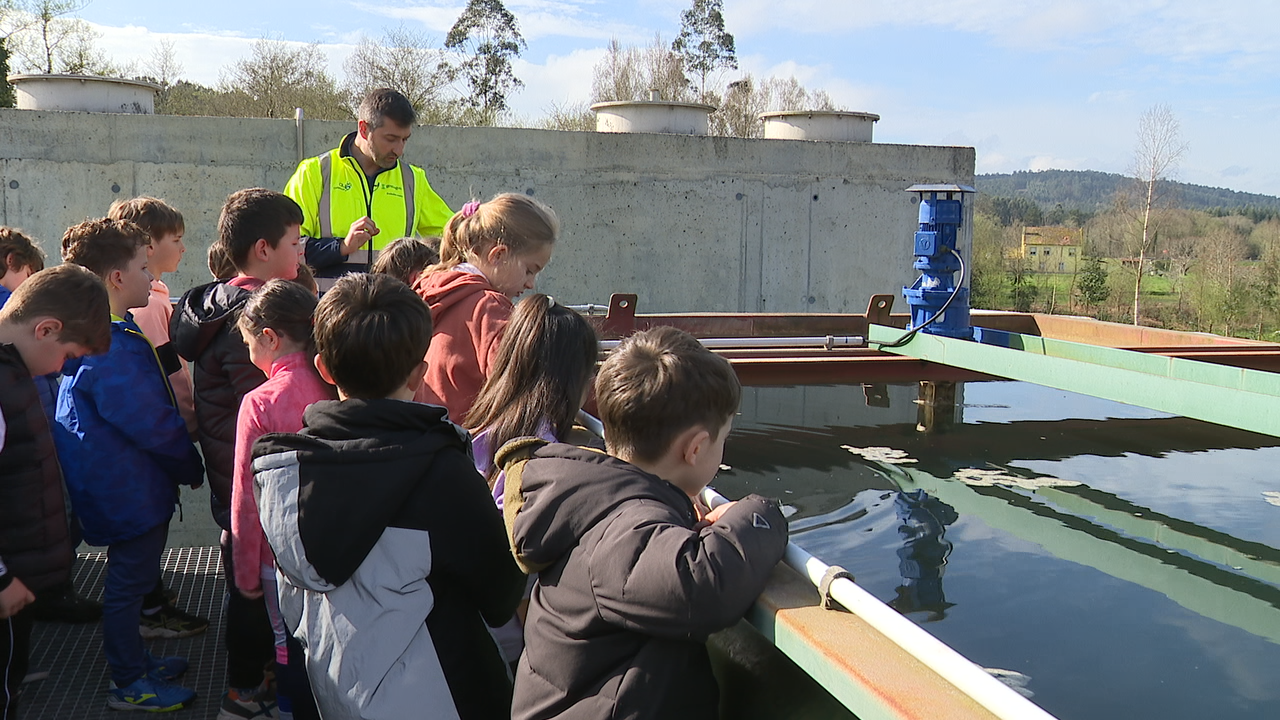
{"left": 0, "top": 406, "right": 6, "bottom": 454}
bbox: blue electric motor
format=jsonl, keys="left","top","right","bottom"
{"left": 902, "top": 184, "right": 976, "bottom": 340}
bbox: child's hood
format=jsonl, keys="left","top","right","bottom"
{"left": 252, "top": 398, "right": 470, "bottom": 590}
{"left": 498, "top": 440, "right": 696, "bottom": 574}
{"left": 170, "top": 280, "right": 252, "bottom": 362}
{"left": 414, "top": 268, "right": 508, "bottom": 317}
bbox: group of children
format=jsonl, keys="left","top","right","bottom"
{"left": 0, "top": 185, "right": 788, "bottom": 720}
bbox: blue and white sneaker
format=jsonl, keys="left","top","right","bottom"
{"left": 145, "top": 652, "right": 189, "bottom": 682}
{"left": 107, "top": 675, "right": 196, "bottom": 712}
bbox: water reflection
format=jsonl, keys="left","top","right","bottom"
{"left": 713, "top": 381, "right": 1280, "bottom": 720}
{"left": 886, "top": 489, "right": 957, "bottom": 622}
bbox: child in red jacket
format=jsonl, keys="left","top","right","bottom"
{"left": 412, "top": 193, "right": 558, "bottom": 422}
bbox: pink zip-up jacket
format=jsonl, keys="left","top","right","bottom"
{"left": 231, "top": 351, "right": 335, "bottom": 593}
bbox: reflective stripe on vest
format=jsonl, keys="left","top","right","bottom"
{"left": 318, "top": 153, "right": 333, "bottom": 239}
{"left": 401, "top": 161, "right": 415, "bottom": 237}
{"left": 316, "top": 152, "right": 417, "bottom": 241}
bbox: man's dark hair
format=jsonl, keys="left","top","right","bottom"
{"left": 60, "top": 218, "right": 150, "bottom": 279}
{"left": 218, "top": 188, "right": 304, "bottom": 270}
{"left": 0, "top": 264, "right": 112, "bottom": 354}
{"left": 358, "top": 88, "right": 416, "bottom": 130}
{"left": 596, "top": 326, "right": 741, "bottom": 463}
{"left": 0, "top": 226, "right": 46, "bottom": 275}
{"left": 314, "top": 273, "right": 432, "bottom": 399}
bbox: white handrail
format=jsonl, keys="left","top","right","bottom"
{"left": 700, "top": 485, "right": 1057, "bottom": 720}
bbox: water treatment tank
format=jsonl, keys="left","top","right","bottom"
{"left": 8, "top": 74, "right": 161, "bottom": 114}
{"left": 759, "top": 110, "right": 880, "bottom": 142}
{"left": 591, "top": 95, "right": 716, "bottom": 136}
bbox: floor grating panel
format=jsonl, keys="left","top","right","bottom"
{"left": 18, "top": 547, "right": 227, "bottom": 719}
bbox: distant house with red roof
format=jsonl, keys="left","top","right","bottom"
{"left": 1021, "top": 226, "right": 1083, "bottom": 274}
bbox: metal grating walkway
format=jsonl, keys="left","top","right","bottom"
{"left": 18, "top": 547, "right": 228, "bottom": 719}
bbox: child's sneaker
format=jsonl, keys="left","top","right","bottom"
{"left": 106, "top": 675, "right": 196, "bottom": 712}
{"left": 139, "top": 603, "right": 210, "bottom": 639}
{"left": 145, "top": 652, "right": 189, "bottom": 682}
{"left": 216, "top": 686, "right": 278, "bottom": 720}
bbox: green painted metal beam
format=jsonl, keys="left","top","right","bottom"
{"left": 867, "top": 324, "right": 1280, "bottom": 437}
{"left": 744, "top": 603, "right": 904, "bottom": 720}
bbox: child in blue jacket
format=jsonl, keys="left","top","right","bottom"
{"left": 54, "top": 219, "right": 205, "bottom": 712}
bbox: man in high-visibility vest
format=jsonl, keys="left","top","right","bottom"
{"left": 285, "top": 88, "right": 452, "bottom": 287}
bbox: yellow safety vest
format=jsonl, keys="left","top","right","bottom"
{"left": 284, "top": 133, "right": 452, "bottom": 252}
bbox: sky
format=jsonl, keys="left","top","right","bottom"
{"left": 59, "top": 0, "right": 1280, "bottom": 198}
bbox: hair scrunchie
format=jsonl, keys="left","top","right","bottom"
{"left": 461, "top": 201, "right": 481, "bottom": 218}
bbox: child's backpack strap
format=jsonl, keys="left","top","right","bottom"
{"left": 495, "top": 436, "right": 550, "bottom": 573}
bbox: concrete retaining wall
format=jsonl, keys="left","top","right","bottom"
{"left": 0, "top": 108, "right": 974, "bottom": 312}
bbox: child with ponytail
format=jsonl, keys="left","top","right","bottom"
{"left": 232, "top": 279, "right": 333, "bottom": 720}
{"left": 466, "top": 293, "right": 598, "bottom": 502}
{"left": 465, "top": 293, "right": 598, "bottom": 667}
{"left": 412, "top": 193, "right": 559, "bottom": 421}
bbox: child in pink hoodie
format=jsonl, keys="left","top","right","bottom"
{"left": 233, "top": 279, "right": 334, "bottom": 719}
{"left": 411, "top": 193, "right": 559, "bottom": 422}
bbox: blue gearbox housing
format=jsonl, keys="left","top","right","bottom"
{"left": 902, "top": 184, "right": 976, "bottom": 340}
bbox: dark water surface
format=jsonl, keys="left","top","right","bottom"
{"left": 711, "top": 382, "right": 1280, "bottom": 720}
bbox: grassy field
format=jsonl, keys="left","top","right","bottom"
{"left": 975, "top": 259, "right": 1280, "bottom": 339}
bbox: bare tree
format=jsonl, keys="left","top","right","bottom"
{"left": 146, "top": 38, "right": 182, "bottom": 85}
{"left": 7, "top": 0, "right": 89, "bottom": 73}
{"left": 708, "top": 74, "right": 839, "bottom": 137}
{"left": 592, "top": 39, "right": 640, "bottom": 102}
{"left": 591, "top": 34, "right": 689, "bottom": 103}
{"left": 344, "top": 25, "right": 457, "bottom": 124}
{"left": 539, "top": 99, "right": 594, "bottom": 131}
{"left": 1128, "top": 104, "right": 1188, "bottom": 325}
{"left": 1190, "top": 226, "right": 1249, "bottom": 335}
{"left": 0, "top": 0, "right": 35, "bottom": 39}
{"left": 218, "top": 39, "right": 349, "bottom": 120}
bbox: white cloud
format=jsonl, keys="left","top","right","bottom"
{"left": 1027, "top": 155, "right": 1085, "bottom": 172}
{"left": 1087, "top": 90, "right": 1132, "bottom": 105}
{"left": 509, "top": 46, "right": 608, "bottom": 116}
{"left": 353, "top": 2, "right": 463, "bottom": 35}
{"left": 725, "top": 0, "right": 1280, "bottom": 72}
{"left": 90, "top": 23, "right": 355, "bottom": 87}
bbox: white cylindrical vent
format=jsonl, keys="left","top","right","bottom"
{"left": 8, "top": 74, "right": 162, "bottom": 114}
{"left": 759, "top": 110, "right": 881, "bottom": 142}
{"left": 591, "top": 100, "right": 716, "bottom": 136}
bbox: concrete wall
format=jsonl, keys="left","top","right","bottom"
{"left": 0, "top": 108, "right": 974, "bottom": 312}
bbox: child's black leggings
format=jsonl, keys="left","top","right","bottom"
{"left": 220, "top": 530, "right": 274, "bottom": 690}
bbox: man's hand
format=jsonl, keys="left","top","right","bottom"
{"left": 341, "top": 217, "right": 380, "bottom": 256}
{"left": 0, "top": 578, "right": 35, "bottom": 619}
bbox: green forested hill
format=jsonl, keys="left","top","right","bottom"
{"left": 976, "top": 169, "right": 1280, "bottom": 213}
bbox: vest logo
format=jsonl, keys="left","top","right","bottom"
{"left": 333, "top": 182, "right": 352, "bottom": 192}
{"left": 372, "top": 180, "right": 403, "bottom": 198}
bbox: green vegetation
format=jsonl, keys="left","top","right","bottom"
{"left": 0, "top": 37, "right": 13, "bottom": 108}
{"left": 977, "top": 169, "right": 1280, "bottom": 217}
{"left": 970, "top": 202, "right": 1280, "bottom": 339}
